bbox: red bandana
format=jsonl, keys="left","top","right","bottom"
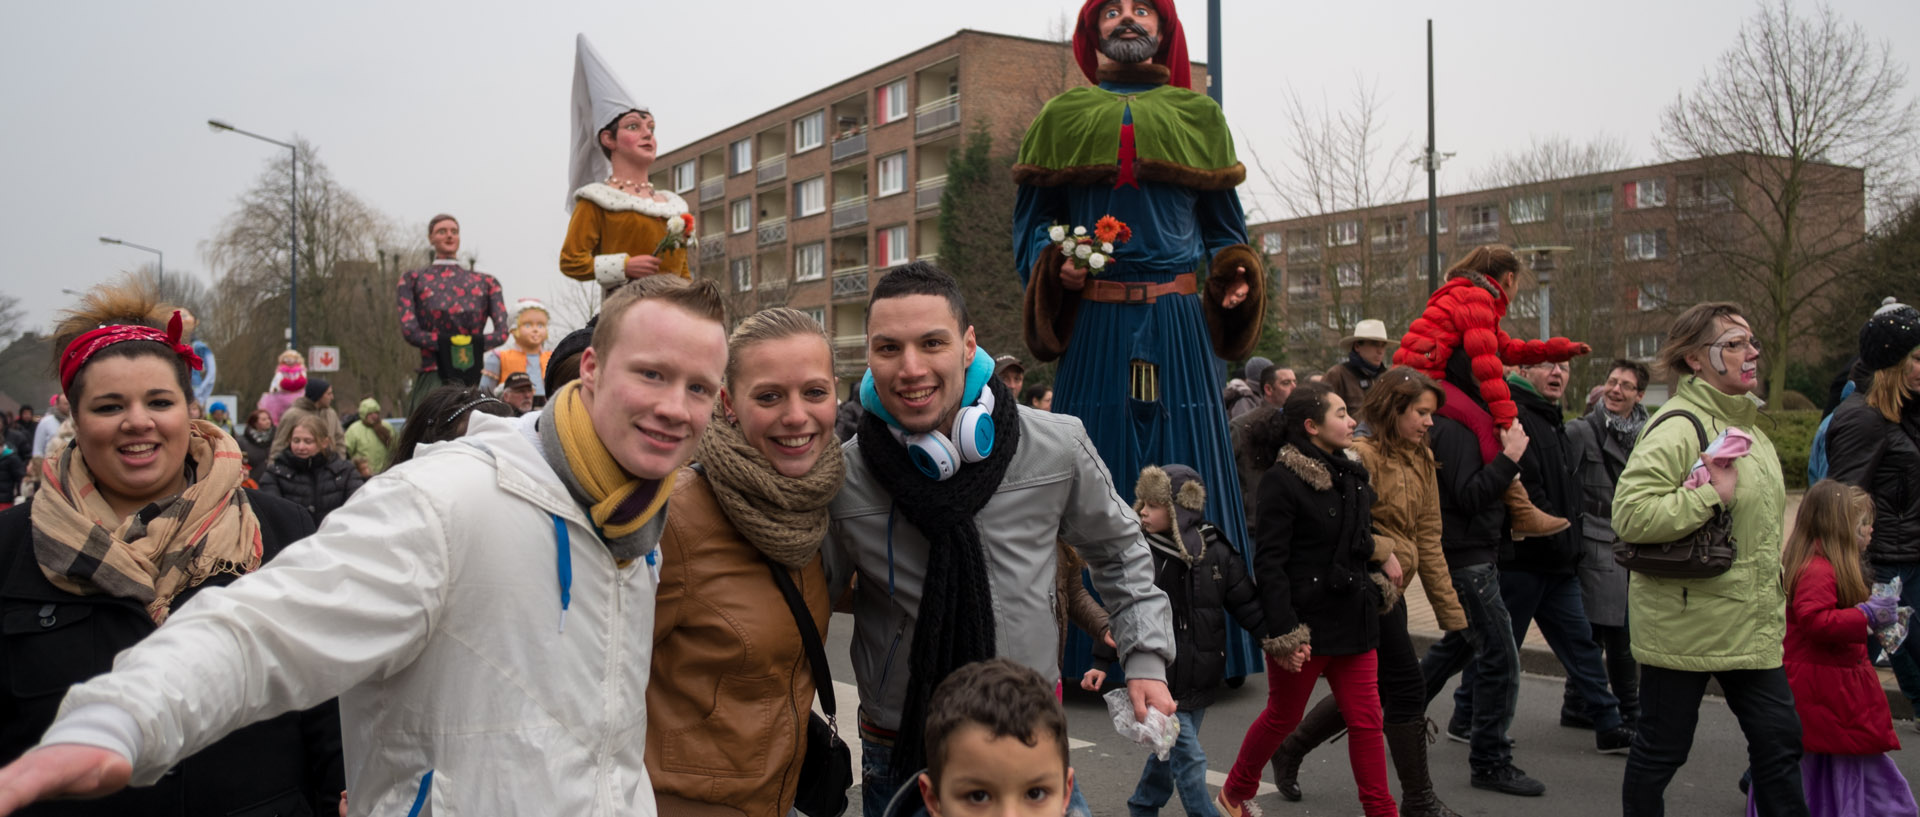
{"left": 58, "top": 310, "right": 205, "bottom": 391}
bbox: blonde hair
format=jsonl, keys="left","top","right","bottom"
{"left": 591, "top": 275, "right": 726, "bottom": 357}
{"left": 1866, "top": 359, "right": 1914, "bottom": 423}
{"left": 1655, "top": 302, "right": 1745, "bottom": 382}
{"left": 1782, "top": 480, "right": 1874, "bottom": 608}
{"left": 724, "top": 307, "right": 831, "bottom": 385}
{"left": 288, "top": 413, "right": 334, "bottom": 450}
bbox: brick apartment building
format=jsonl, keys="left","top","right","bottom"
{"left": 1249, "top": 153, "right": 1865, "bottom": 401}
{"left": 651, "top": 29, "right": 1207, "bottom": 377}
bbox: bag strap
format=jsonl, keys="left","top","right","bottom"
{"left": 767, "top": 561, "right": 838, "bottom": 723}
{"left": 1646, "top": 408, "right": 1710, "bottom": 450}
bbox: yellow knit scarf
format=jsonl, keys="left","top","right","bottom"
{"left": 549, "top": 381, "right": 675, "bottom": 539}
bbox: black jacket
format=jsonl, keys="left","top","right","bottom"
{"left": 5, "top": 425, "right": 31, "bottom": 464}
{"left": 236, "top": 428, "right": 274, "bottom": 476}
{"left": 1104, "top": 523, "right": 1265, "bottom": 708}
{"left": 257, "top": 451, "right": 365, "bottom": 525}
{"left": 0, "top": 491, "right": 342, "bottom": 817}
{"left": 1828, "top": 391, "right": 1920, "bottom": 564}
{"left": 0, "top": 455, "right": 22, "bottom": 504}
{"left": 1428, "top": 414, "right": 1521, "bottom": 568}
{"left": 1501, "top": 383, "right": 1583, "bottom": 574}
{"left": 1253, "top": 439, "right": 1383, "bottom": 657}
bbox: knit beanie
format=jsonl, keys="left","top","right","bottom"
{"left": 305, "top": 378, "right": 331, "bottom": 402}
{"left": 1859, "top": 298, "right": 1920, "bottom": 371}
{"left": 1244, "top": 356, "right": 1273, "bottom": 384}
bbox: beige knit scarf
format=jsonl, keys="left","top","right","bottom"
{"left": 695, "top": 407, "right": 845, "bottom": 568}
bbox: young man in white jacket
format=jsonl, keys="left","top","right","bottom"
{"left": 0, "top": 277, "right": 731, "bottom": 816}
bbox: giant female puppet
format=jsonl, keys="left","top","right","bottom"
{"left": 1015, "top": 0, "right": 1265, "bottom": 680}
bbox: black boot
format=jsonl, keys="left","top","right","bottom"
{"left": 1386, "top": 720, "right": 1462, "bottom": 817}
{"left": 1269, "top": 694, "right": 1347, "bottom": 802}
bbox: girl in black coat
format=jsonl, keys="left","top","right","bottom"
{"left": 257, "top": 414, "right": 365, "bottom": 525}
{"left": 1216, "top": 382, "right": 1397, "bottom": 817}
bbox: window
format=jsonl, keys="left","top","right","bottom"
{"left": 1416, "top": 208, "right": 1448, "bottom": 235}
{"left": 876, "top": 152, "right": 907, "bottom": 197}
{"left": 877, "top": 79, "right": 909, "bottom": 124}
{"left": 1335, "top": 262, "right": 1362, "bottom": 288}
{"left": 1565, "top": 188, "right": 1613, "bottom": 228}
{"left": 1623, "top": 178, "right": 1666, "bottom": 209}
{"left": 1338, "top": 303, "right": 1363, "bottom": 326}
{"left": 1288, "top": 267, "right": 1321, "bottom": 298}
{"left": 877, "top": 225, "right": 910, "bottom": 266}
{"left": 1508, "top": 193, "right": 1550, "bottom": 225}
{"left": 671, "top": 161, "right": 696, "bottom": 193}
{"left": 1370, "top": 216, "right": 1408, "bottom": 249}
{"left": 1286, "top": 228, "right": 1321, "bottom": 261}
{"left": 1461, "top": 204, "right": 1499, "bottom": 239}
{"left": 804, "top": 307, "right": 826, "bottom": 329}
{"left": 795, "top": 242, "right": 826, "bottom": 281}
{"left": 1328, "top": 220, "right": 1360, "bottom": 246}
{"left": 1637, "top": 282, "right": 1668, "bottom": 311}
{"left": 1260, "top": 231, "right": 1284, "bottom": 255}
{"left": 730, "top": 257, "right": 753, "bottom": 292}
{"left": 729, "top": 139, "right": 753, "bottom": 175}
{"left": 1425, "top": 252, "right": 1446, "bottom": 278}
{"left": 794, "top": 111, "right": 824, "bottom": 153}
{"left": 730, "top": 199, "right": 753, "bottom": 233}
{"left": 1511, "top": 293, "right": 1538, "bottom": 318}
{"left": 795, "top": 177, "right": 826, "bottom": 217}
{"left": 1678, "top": 175, "right": 1734, "bottom": 211}
{"left": 1626, "top": 333, "right": 1661, "bottom": 360}
{"left": 1625, "top": 229, "right": 1669, "bottom": 261}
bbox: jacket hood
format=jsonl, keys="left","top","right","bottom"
{"left": 454, "top": 411, "right": 589, "bottom": 527}
{"left": 1675, "top": 375, "right": 1763, "bottom": 426}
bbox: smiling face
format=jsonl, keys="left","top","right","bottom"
{"left": 579, "top": 300, "right": 727, "bottom": 480}
{"left": 600, "top": 111, "right": 657, "bottom": 167}
{"left": 723, "top": 334, "right": 837, "bottom": 479}
{"left": 1601, "top": 366, "right": 1645, "bottom": 417}
{"left": 1684, "top": 315, "right": 1762, "bottom": 396}
{"left": 1096, "top": 0, "right": 1160, "bottom": 65}
{"left": 429, "top": 217, "right": 460, "bottom": 259}
{"left": 920, "top": 724, "right": 1073, "bottom": 817}
{"left": 867, "top": 294, "right": 977, "bottom": 436}
{"left": 73, "top": 355, "right": 192, "bottom": 520}
{"left": 515, "top": 309, "right": 550, "bottom": 350}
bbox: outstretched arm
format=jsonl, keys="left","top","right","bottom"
{"left": 1497, "top": 329, "right": 1590, "bottom": 366}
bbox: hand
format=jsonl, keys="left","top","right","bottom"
{"left": 624, "top": 254, "right": 662, "bottom": 278}
{"left": 1857, "top": 595, "right": 1899, "bottom": 630}
{"left": 1102, "top": 629, "right": 1117, "bottom": 650}
{"left": 0, "top": 745, "right": 133, "bottom": 815}
{"left": 1221, "top": 269, "right": 1251, "bottom": 309}
{"left": 1081, "top": 669, "right": 1107, "bottom": 691}
{"left": 1383, "top": 556, "right": 1406, "bottom": 589}
{"left": 1127, "top": 678, "right": 1175, "bottom": 722}
{"left": 1058, "top": 259, "right": 1087, "bottom": 291}
{"left": 1280, "top": 644, "right": 1312, "bottom": 673}
{"left": 1702, "top": 456, "right": 1739, "bottom": 507}
{"left": 339, "top": 790, "right": 349, "bottom": 817}
{"left": 1499, "top": 423, "right": 1531, "bottom": 462}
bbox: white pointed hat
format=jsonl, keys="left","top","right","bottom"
{"left": 568, "top": 34, "right": 647, "bottom": 212}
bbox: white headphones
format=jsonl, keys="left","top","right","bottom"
{"left": 860, "top": 346, "right": 999, "bottom": 481}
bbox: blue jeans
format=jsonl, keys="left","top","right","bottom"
{"left": 1455, "top": 569, "right": 1624, "bottom": 732}
{"left": 1873, "top": 563, "right": 1920, "bottom": 708}
{"left": 1419, "top": 562, "right": 1519, "bottom": 771}
{"left": 862, "top": 738, "right": 1091, "bottom": 817}
{"left": 1127, "top": 708, "right": 1214, "bottom": 817}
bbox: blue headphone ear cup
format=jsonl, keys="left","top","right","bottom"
{"left": 954, "top": 406, "right": 995, "bottom": 462}
{"left": 903, "top": 430, "right": 960, "bottom": 481}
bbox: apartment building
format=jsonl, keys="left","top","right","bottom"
{"left": 650, "top": 29, "right": 1208, "bottom": 376}
{"left": 1249, "top": 153, "right": 1865, "bottom": 397}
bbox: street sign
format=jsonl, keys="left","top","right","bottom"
{"left": 309, "top": 346, "right": 341, "bottom": 372}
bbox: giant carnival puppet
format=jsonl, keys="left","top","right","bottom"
{"left": 1015, "top": 0, "right": 1265, "bottom": 680}
{"left": 481, "top": 297, "right": 553, "bottom": 405}
{"left": 560, "top": 34, "right": 691, "bottom": 298}
{"left": 396, "top": 213, "right": 510, "bottom": 411}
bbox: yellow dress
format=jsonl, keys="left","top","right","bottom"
{"left": 560, "top": 183, "right": 692, "bottom": 290}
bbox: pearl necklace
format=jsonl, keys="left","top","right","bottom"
{"left": 606, "top": 177, "right": 654, "bottom": 195}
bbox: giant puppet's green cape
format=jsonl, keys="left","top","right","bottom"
{"left": 1012, "top": 84, "right": 1245, "bottom": 191}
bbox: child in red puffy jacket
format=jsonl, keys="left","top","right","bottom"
{"left": 1394, "top": 245, "right": 1589, "bottom": 537}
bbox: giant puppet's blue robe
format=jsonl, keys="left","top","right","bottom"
{"left": 1013, "top": 70, "right": 1268, "bottom": 681}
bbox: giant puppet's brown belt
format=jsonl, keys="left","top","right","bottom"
{"left": 1078, "top": 273, "right": 1197, "bottom": 305}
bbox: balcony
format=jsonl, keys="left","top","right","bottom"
{"left": 757, "top": 217, "right": 788, "bottom": 248}
{"left": 698, "top": 176, "right": 724, "bottom": 203}
{"left": 698, "top": 240, "right": 725, "bottom": 264}
{"left": 1564, "top": 210, "right": 1613, "bottom": 231}
{"left": 757, "top": 281, "right": 789, "bottom": 307}
{"left": 915, "top": 175, "right": 947, "bottom": 211}
{"left": 915, "top": 94, "right": 960, "bottom": 136}
{"left": 832, "top": 333, "right": 867, "bottom": 368}
{"left": 756, "top": 154, "right": 787, "bottom": 186}
{"left": 1370, "top": 234, "right": 1408, "bottom": 253}
{"left": 831, "top": 130, "right": 868, "bottom": 162}
{"left": 832, "top": 266, "right": 870, "bottom": 301}
{"left": 832, "top": 196, "right": 869, "bottom": 230}
{"left": 1286, "top": 245, "right": 1322, "bottom": 263}
{"left": 1458, "top": 222, "right": 1500, "bottom": 243}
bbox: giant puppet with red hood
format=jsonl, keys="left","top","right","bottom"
{"left": 1014, "top": 0, "right": 1266, "bottom": 681}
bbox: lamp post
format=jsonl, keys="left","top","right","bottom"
{"left": 97, "top": 237, "right": 163, "bottom": 288}
{"left": 1517, "top": 245, "right": 1573, "bottom": 339}
{"left": 208, "top": 118, "right": 298, "bottom": 348}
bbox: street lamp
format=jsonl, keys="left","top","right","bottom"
{"left": 97, "top": 236, "right": 163, "bottom": 288}
{"left": 1516, "top": 245, "right": 1573, "bottom": 340}
{"left": 208, "top": 118, "right": 298, "bottom": 349}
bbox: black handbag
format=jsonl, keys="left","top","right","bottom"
{"left": 1612, "top": 409, "right": 1737, "bottom": 579}
{"left": 767, "top": 560, "right": 853, "bottom": 817}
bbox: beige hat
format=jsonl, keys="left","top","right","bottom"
{"left": 1338, "top": 318, "right": 1398, "bottom": 349}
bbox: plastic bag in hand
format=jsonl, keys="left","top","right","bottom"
{"left": 1870, "top": 577, "right": 1911, "bottom": 655}
{"left": 1104, "top": 688, "right": 1180, "bottom": 761}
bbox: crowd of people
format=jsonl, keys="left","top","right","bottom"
{"left": 0, "top": 2, "right": 1916, "bottom": 816}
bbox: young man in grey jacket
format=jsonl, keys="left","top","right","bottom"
{"left": 826, "top": 263, "right": 1175, "bottom": 817}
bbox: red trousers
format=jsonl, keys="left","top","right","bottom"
{"left": 1223, "top": 651, "right": 1395, "bottom": 816}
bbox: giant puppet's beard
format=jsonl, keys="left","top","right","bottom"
{"left": 1099, "top": 21, "right": 1159, "bottom": 64}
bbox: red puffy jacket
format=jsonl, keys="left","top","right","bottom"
{"left": 1394, "top": 271, "right": 1587, "bottom": 432}
{"left": 1784, "top": 552, "right": 1901, "bottom": 756}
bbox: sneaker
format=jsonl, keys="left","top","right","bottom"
{"left": 1471, "top": 764, "right": 1547, "bottom": 797}
{"left": 1212, "top": 790, "right": 1262, "bottom": 817}
{"left": 1445, "top": 720, "right": 1471, "bottom": 744}
{"left": 1596, "top": 725, "right": 1634, "bottom": 755}
{"left": 1560, "top": 710, "right": 1594, "bottom": 729}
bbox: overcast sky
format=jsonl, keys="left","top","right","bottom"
{"left": 3, "top": 0, "right": 1916, "bottom": 342}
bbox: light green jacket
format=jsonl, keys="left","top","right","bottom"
{"left": 342, "top": 420, "right": 394, "bottom": 475}
{"left": 1612, "top": 375, "right": 1787, "bottom": 672}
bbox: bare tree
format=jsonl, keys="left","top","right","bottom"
{"left": 546, "top": 279, "right": 603, "bottom": 338}
{"left": 0, "top": 292, "right": 25, "bottom": 343}
{"left": 1657, "top": 0, "right": 1919, "bottom": 403}
{"left": 1471, "top": 134, "right": 1635, "bottom": 190}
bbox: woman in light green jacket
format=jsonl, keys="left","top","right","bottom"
{"left": 340, "top": 397, "right": 395, "bottom": 475}
{"left": 1612, "top": 302, "right": 1807, "bottom": 817}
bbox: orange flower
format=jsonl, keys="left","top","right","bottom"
{"left": 684, "top": 214, "right": 696, "bottom": 232}
{"left": 1094, "top": 215, "right": 1126, "bottom": 244}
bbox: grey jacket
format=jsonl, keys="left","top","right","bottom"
{"left": 824, "top": 406, "right": 1174, "bottom": 733}
{"left": 1564, "top": 403, "right": 1644, "bottom": 627}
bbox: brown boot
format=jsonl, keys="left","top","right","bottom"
{"left": 1505, "top": 479, "right": 1570, "bottom": 540}
{"left": 1386, "top": 720, "right": 1462, "bottom": 817}
{"left": 1269, "top": 694, "right": 1348, "bottom": 802}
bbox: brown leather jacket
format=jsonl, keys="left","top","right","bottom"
{"left": 647, "top": 469, "right": 830, "bottom": 817}
{"left": 1354, "top": 438, "right": 1467, "bottom": 630}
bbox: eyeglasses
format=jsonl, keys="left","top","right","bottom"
{"left": 1709, "top": 338, "right": 1763, "bottom": 355}
{"left": 1527, "top": 362, "right": 1568, "bottom": 372}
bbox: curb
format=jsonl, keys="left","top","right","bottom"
{"left": 1407, "top": 631, "right": 1915, "bottom": 721}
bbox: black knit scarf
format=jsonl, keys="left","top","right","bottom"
{"left": 1345, "top": 348, "right": 1387, "bottom": 382}
{"left": 856, "top": 377, "right": 1022, "bottom": 775}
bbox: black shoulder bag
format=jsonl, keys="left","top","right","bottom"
{"left": 767, "top": 561, "right": 853, "bottom": 817}
{"left": 1613, "top": 409, "right": 1738, "bottom": 579}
